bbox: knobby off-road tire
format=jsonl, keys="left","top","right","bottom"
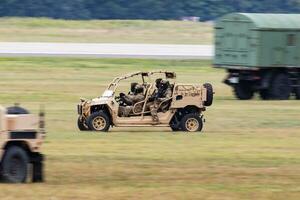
{"left": 77, "top": 117, "right": 89, "bottom": 131}
{"left": 203, "top": 83, "right": 214, "bottom": 106}
{"left": 170, "top": 124, "right": 180, "bottom": 131}
{"left": 180, "top": 113, "right": 203, "bottom": 132}
{"left": 270, "top": 73, "right": 291, "bottom": 100}
{"left": 233, "top": 83, "right": 254, "bottom": 100}
{"left": 6, "top": 106, "right": 29, "bottom": 115}
{"left": 1, "top": 146, "right": 29, "bottom": 183}
{"left": 86, "top": 111, "right": 111, "bottom": 132}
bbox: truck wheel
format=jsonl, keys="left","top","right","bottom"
{"left": 77, "top": 117, "right": 89, "bottom": 131}
{"left": 1, "top": 146, "right": 29, "bottom": 183}
{"left": 234, "top": 83, "right": 253, "bottom": 100}
{"left": 295, "top": 87, "right": 300, "bottom": 100}
{"left": 294, "top": 79, "right": 300, "bottom": 100}
{"left": 270, "top": 73, "right": 291, "bottom": 100}
{"left": 86, "top": 111, "right": 110, "bottom": 132}
{"left": 6, "top": 106, "right": 29, "bottom": 114}
{"left": 180, "top": 113, "right": 203, "bottom": 132}
{"left": 203, "top": 83, "right": 214, "bottom": 106}
{"left": 259, "top": 89, "right": 270, "bottom": 100}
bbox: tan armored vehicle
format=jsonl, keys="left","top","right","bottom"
{"left": 77, "top": 71, "right": 213, "bottom": 132}
{"left": 0, "top": 105, "right": 45, "bottom": 183}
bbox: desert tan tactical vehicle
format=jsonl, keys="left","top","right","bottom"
{"left": 0, "top": 105, "right": 45, "bottom": 183}
{"left": 77, "top": 71, "right": 213, "bottom": 132}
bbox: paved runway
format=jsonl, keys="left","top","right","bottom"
{"left": 0, "top": 42, "right": 213, "bottom": 59}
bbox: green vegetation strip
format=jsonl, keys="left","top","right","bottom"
{"left": 0, "top": 18, "right": 213, "bottom": 44}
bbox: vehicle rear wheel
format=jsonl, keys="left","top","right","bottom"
{"left": 170, "top": 124, "right": 180, "bottom": 131}
{"left": 86, "top": 111, "right": 110, "bottom": 132}
{"left": 1, "top": 146, "right": 29, "bottom": 183}
{"left": 77, "top": 117, "right": 89, "bottom": 131}
{"left": 294, "top": 79, "right": 300, "bottom": 100}
{"left": 295, "top": 88, "right": 300, "bottom": 100}
{"left": 270, "top": 73, "right": 291, "bottom": 100}
{"left": 6, "top": 106, "right": 29, "bottom": 114}
{"left": 259, "top": 89, "right": 270, "bottom": 100}
{"left": 180, "top": 113, "right": 203, "bottom": 132}
{"left": 233, "top": 82, "right": 254, "bottom": 100}
{"left": 203, "top": 83, "right": 214, "bottom": 106}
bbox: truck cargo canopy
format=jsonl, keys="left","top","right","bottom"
{"left": 217, "top": 13, "right": 300, "bottom": 30}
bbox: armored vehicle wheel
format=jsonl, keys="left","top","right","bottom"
{"left": 180, "top": 113, "right": 203, "bottom": 132}
{"left": 270, "top": 73, "right": 291, "bottom": 100}
{"left": 203, "top": 83, "right": 214, "bottom": 106}
{"left": 234, "top": 83, "right": 254, "bottom": 100}
{"left": 86, "top": 111, "right": 110, "bottom": 132}
{"left": 6, "top": 106, "right": 29, "bottom": 114}
{"left": 77, "top": 117, "right": 89, "bottom": 131}
{"left": 1, "top": 146, "right": 29, "bottom": 183}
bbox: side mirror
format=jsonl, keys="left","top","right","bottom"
{"left": 176, "top": 95, "right": 183, "bottom": 101}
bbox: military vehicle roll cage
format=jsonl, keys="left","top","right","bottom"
{"left": 106, "top": 70, "right": 176, "bottom": 92}
{"left": 103, "top": 71, "right": 176, "bottom": 116}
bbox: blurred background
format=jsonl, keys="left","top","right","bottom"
{"left": 0, "top": 1, "right": 299, "bottom": 200}
{"left": 1, "top": 0, "right": 300, "bottom": 20}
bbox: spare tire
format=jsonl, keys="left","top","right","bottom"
{"left": 6, "top": 106, "right": 29, "bottom": 115}
{"left": 203, "top": 83, "right": 213, "bottom": 106}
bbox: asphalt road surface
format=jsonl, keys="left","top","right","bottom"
{"left": 0, "top": 42, "right": 213, "bottom": 59}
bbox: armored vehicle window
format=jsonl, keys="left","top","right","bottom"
{"left": 287, "top": 34, "right": 296, "bottom": 46}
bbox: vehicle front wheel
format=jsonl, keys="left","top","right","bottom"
{"left": 270, "top": 73, "right": 291, "bottom": 100}
{"left": 233, "top": 83, "right": 254, "bottom": 100}
{"left": 1, "top": 146, "right": 29, "bottom": 183}
{"left": 180, "top": 113, "right": 203, "bottom": 132}
{"left": 77, "top": 117, "right": 89, "bottom": 131}
{"left": 86, "top": 111, "right": 111, "bottom": 132}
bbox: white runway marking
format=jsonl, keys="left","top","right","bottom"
{"left": 0, "top": 42, "right": 213, "bottom": 59}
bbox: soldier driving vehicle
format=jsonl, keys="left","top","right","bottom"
{"left": 119, "top": 84, "right": 145, "bottom": 117}
{"left": 77, "top": 71, "right": 214, "bottom": 132}
{"left": 0, "top": 105, "right": 45, "bottom": 183}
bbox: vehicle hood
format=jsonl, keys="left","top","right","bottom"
{"left": 90, "top": 97, "right": 110, "bottom": 105}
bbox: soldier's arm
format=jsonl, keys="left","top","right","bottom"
{"left": 131, "top": 95, "right": 144, "bottom": 104}
{"left": 123, "top": 95, "right": 134, "bottom": 105}
{"left": 165, "top": 88, "right": 172, "bottom": 98}
{"left": 157, "top": 89, "right": 172, "bottom": 101}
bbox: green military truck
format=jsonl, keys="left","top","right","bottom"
{"left": 214, "top": 13, "right": 300, "bottom": 100}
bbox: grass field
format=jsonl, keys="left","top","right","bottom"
{"left": 0, "top": 18, "right": 213, "bottom": 44}
{"left": 0, "top": 57, "right": 299, "bottom": 200}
